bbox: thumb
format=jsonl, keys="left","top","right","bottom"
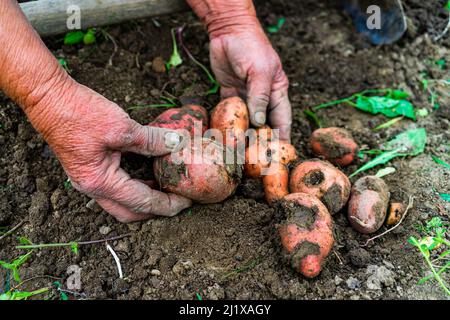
{"left": 247, "top": 71, "right": 272, "bottom": 128}
{"left": 120, "top": 122, "right": 187, "bottom": 157}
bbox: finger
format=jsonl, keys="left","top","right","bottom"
{"left": 118, "top": 121, "right": 186, "bottom": 157}
{"left": 96, "top": 155, "right": 192, "bottom": 217}
{"left": 220, "top": 86, "right": 240, "bottom": 99}
{"left": 95, "top": 198, "right": 153, "bottom": 223}
{"left": 246, "top": 70, "right": 272, "bottom": 128}
{"left": 268, "top": 72, "right": 292, "bottom": 142}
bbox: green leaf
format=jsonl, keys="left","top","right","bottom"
{"left": 64, "top": 31, "right": 85, "bottom": 45}
{"left": 408, "top": 236, "right": 419, "bottom": 246}
{"left": 388, "top": 90, "right": 410, "bottom": 100}
{"left": 83, "top": 29, "right": 96, "bottom": 45}
{"left": 18, "top": 237, "right": 33, "bottom": 245}
{"left": 267, "top": 17, "right": 286, "bottom": 33}
{"left": 439, "top": 193, "right": 450, "bottom": 202}
{"left": 70, "top": 242, "right": 79, "bottom": 255}
{"left": 350, "top": 128, "right": 426, "bottom": 177}
{"left": 432, "top": 155, "right": 450, "bottom": 170}
{"left": 350, "top": 149, "right": 399, "bottom": 178}
{"left": 383, "top": 128, "right": 427, "bottom": 156}
{"left": 196, "top": 292, "right": 203, "bottom": 300}
{"left": 355, "top": 95, "right": 416, "bottom": 120}
{"left": 445, "top": 1, "right": 450, "bottom": 11}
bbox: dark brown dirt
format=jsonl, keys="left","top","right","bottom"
{"left": 1, "top": 0, "right": 449, "bottom": 300}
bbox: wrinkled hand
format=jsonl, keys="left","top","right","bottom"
{"left": 209, "top": 21, "right": 292, "bottom": 141}
{"left": 30, "top": 82, "right": 192, "bottom": 223}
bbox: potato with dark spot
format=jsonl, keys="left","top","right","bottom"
{"left": 278, "top": 193, "right": 334, "bottom": 278}
{"left": 310, "top": 127, "right": 358, "bottom": 166}
{"left": 289, "top": 160, "right": 351, "bottom": 214}
{"left": 150, "top": 104, "right": 208, "bottom": 136}
{"left": 210, "top": 97, "right": 249, "bottom": 149}
{"left": 154, "top": 138, "right": 242, "bottom": 204}
{"left": 348, "top": 176, "right": 390, "bottom": 234}
{"left": 244, "top": 140, "right": 297, "bottom": 178}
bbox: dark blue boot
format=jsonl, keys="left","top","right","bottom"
{"left": 338, "top": 0, "right": 407, "bottom": 45}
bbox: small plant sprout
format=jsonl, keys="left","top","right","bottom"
{"left": 267, "top": 17, "right": 286, "bottom": 33}
{"left": 312, "top": 88, "right": 416, "bottom": 121}
{"left": 63, "top": 28, "right": 96, "bottom": 45}
{"left": 58, "top": 58, "right": 71, "bottom": 74}
{"left": 15, "top": 234, "right": 130, "bottom": 253}
{"left": 408, "top": 216, "right": 450, "bottom": 296}
{"left": 166, "top": 28, "right": 183, "bottom": 70}
{"left": 176, "top": 26, "right": 220, "bottom": 95}
{"left": 350, "top": 128, "right": 427, "bottom": 178}
{"left": 0, "top": 251, "right": 33, "bottom": 282}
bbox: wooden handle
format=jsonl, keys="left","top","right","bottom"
{"left": 20, "top": 0, "right": 189, "bottom": 37}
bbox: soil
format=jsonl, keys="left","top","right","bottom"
{"left": 1, "top": 0, "right": 449, "bottom": 300}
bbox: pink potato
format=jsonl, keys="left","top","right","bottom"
{"left": 348, "top": 175, "right": 390, "bottom": 234}
{"left": 210, "top": 97, "right": 249, "bottom": 149}
{"left": 153, "top": 138, "right": 242, "bottom": 204}
{"left": 150, "top": 104, "right": 208, "bottom": 136}
{"left": 278, "top": 193, "right": 334, "bottom": 278}
{"left": 289, "top": 160, "right": 351, "bottom": 214}
{"left": 310, "top": 127, "right": 358, "bottom": 166}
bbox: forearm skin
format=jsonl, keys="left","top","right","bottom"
{"left": 0, "top": 0, "right": 74, "bottom": 137}
{"left": 186, "top": 0, "right": 261, "bottom": 38}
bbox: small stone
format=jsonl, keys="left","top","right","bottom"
{"left": 207, "top": 283, "right": 225, "bottom": 300}
{"left": 146, "top": 249, "right": 162, "bottom": 267}
{"left": 99, "top": 226, "right": 111, "bottom": 235}
{"left": 115, "top": 240, "right": 130, "bottom": 253}
{"left": 348, "top": 248, "right": 371, "bottom": 267}
{"left": 152, "top": 56, "right": 166, "bottom": 73}
{"left": 172, "top": 260, "right": 194, "bottom": 276}
{"left": 346, "top": 277, "right": 360, "bottom": 290}
{"left": 334, "top": 275, "right": 343, "bottom": 286}
{"left": 124, "top": 95, "right": 131, "bottom": 103}
{"left": 28, "top": 192, "right": 49, "bottom": 226}
{"left": 366, "top": 265, "right": 396, "bottom": 290}
{"left": 86, "top": 199, "right": 103, "bottom": 213}
{"left": 50, "top": 189, "right": 68, "bottom": 210}
{"left": 151, "top": 269, "right": 161, "bottom": 276}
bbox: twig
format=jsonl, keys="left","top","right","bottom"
{"left": 106, "top": 244, "right": 123, "bottom": 279}
{"left": 0, "top": 220, "right": 27, "bottom": 242}
{"left": 361, "top": 195, "right": 414, "bottom": 247}
{"left": 333, "top": 249, "right": 344, "bottom": 265}
{"left": 102, "top": 30, "right": 118, "bottom": 67}
{"left": 434, "top": 14, "right": 450, "bottom": 42}
{"left": 16, "top": 234, "right": 131, "bottom": 250}
{"left": 10, "top": 275, "right": 62, "bottom": 291}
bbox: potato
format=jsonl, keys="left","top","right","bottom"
{"left": 310, "top": 127, "right": 358, "bottom": 166}
{"left": 289, "top": 160, "right": 351, "bottom": 214}
{"left": 150, "top": 104, "right": 208, "bottom": 136}
{"left": 348, "top": 176, "right": 390, "bottom": 234}
{"left": 248, "top": 125, "right": 273, "bottom": 146}
{"left": 244, "top": 140, "right": 298, "bottom": 178}
{"left": 153, "top": 138, "right": 242, "bottom": 204}
{"left": 262, "top": 163, "right": 289, "bottom": 205}
{"left": 278, "top": 193, "right": 334, "bottom": 278}
{"left": 210, "top": 96, "right": 249, "bottom": 149}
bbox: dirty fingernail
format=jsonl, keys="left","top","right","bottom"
{"left": 254, "top": 111, "right": 266, "bottom": 126}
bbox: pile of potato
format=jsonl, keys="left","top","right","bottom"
{"left": 148, "top": 98, "right": 394, "bottom": 278}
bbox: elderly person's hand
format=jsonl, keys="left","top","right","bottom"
{"left": 0, "top": 0, "right": 192, "bottom": 222}
{"left": 188, "top": 0, "right": 292, "bottom": 141}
